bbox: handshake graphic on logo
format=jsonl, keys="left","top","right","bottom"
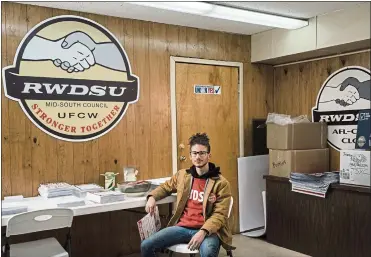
{"left": 22, "top": 31, "right": 126, "bottom": 73}
{"left": 319, "top": 77, "right": 370, "bottom": 107}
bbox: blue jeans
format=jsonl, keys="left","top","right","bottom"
{"left": 141, "top": 226, "right": 221, "bottom": 257}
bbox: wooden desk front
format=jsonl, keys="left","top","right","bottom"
{"left": 264, "top": 175, "right": 371, "bottom": 257}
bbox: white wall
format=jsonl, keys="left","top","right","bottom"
{"left": 251, "top": 3, "right": 370, "bottom": 64}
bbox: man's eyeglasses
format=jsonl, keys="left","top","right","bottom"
{"left": 190, "top": 151, "right": 209, "bottom": 157}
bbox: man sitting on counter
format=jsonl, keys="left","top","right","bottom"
{"left": 141, "top": 133, "right": 235, "bottom": 257}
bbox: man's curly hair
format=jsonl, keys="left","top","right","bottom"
{"left": 188, "top": 133, "right": 210, "bottom": 153}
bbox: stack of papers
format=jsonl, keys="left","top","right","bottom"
{"left": 290, "top": 172, "right": 340, "bottom": 198}
{"left": 147, "top": 177, "right": 171, "bottom": 191}
{"left": 73, "top": 184, "right": 104, "bottom": 198}
{"left": 38, "top": 182, "right": 75, "bottom": 198}
{"left": 1, "top": 202, "right": 28, "bottom": 216}
{"left": 54, "top": 196, "right": 86, "bottom": 208}
{"left": 86, "top": 191, "right": 126, "bottom": 204}
{"left": 75, "top": 184, "right": 103, "bottom": 191}
{"left": 147, "top": 177, "right": 171, "bottom": 186}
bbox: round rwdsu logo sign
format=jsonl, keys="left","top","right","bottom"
{"left": 2, "top": 15, "right": 139, "bottom": 142}
{"left": 312, "top": 66, "right": 370, "bottom": 151}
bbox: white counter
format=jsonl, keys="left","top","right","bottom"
{"left": 2, "top": 194, "right": 176, "bottom": 226}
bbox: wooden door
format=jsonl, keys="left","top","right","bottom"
{"left": 175, "top": 62, "right": 240, "bottom": 233}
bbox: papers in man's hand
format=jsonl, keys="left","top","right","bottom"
{"left": 137, "top": 207, "right": 161, "bottom": 241}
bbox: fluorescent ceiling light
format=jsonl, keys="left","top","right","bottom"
{"left": 129, "top": 2, "right": 308, "bottom": 29}
{"left": 131, "top": 2, "right": 214, "bottom": 15}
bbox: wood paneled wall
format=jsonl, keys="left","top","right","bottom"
{"left": 273, "top": 51, "right": 370, "bottom": 171}
{"left": 1, "top": 3, "right": 273, "bottom": 204}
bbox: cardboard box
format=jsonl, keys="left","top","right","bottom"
{"left": 267, "top": 122, "right": 327, "bottom": 150}
{"left": 269, "top": 148, "right": 330, "bottom": 178}
{"left": 355, "top": 110, "right": 371, "bottom": 150}
{"left": 340, "top": 150, "right": 370, "bottom": 187}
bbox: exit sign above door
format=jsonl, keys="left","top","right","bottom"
{"left": 194, "top": 85, "right": 221, "bottom": 95}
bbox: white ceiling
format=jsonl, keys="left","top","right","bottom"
{"left": 19, "top": 1, "right": 362, "bottom": 35}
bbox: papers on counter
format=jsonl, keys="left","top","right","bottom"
{"left": 75, "top": 184, "right": 103, "bottom": 191}
{"left": 4, "top": 195, "right": 24, "bottom": 201}
{"left": 146, "top": 177, "right": 172, "bottom": 192}
{"left": 290, "top": 172, "right": 340, "bottom": 198}
{"left": 55, "top": 196, "right": 86, "bottom": 208}
{"left": 147, "top": 177, "right": 171, "bottom": 186}
{"left": 2, "top": 195, "right": 28, "bottom": 215}
{"left": 38, "top": 182, "right": 104, "bottom": 199}
{"left": 2, "top": 203, "right": 28, "bottom": 216}
{"left": 73, "top": 184, "right": 104, "bottom": 198}
{"left": 86, "top": 191, "right": 126, "bottom": 204}
{"left": 38, "top": 182, "right": 75, "bottom": 198}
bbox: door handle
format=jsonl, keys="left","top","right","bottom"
{"left": 179, "top": 156, "right": 186, "bottom": 161}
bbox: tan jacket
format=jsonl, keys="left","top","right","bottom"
{"left": 148, "top": 168, "right": 235, "bottom": 250}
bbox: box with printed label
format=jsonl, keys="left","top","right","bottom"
{"left": 340, "top": 150, "right": 370, "bottom": 187}
{"left": 267, "top": 122, "right": 327, "bottom": 150}
{"left": 269, "top": 148, "right": 329, "bottom": 178}
{"left": 355, "top": 110, "right": 371, "bottom": 150}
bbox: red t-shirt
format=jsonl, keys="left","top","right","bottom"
{"left": 177, "top": 178, "right": 206, "bottom": 228}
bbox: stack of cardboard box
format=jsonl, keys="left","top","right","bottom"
{"left": 267, "top": 122, "right": 329, "bottom": 178}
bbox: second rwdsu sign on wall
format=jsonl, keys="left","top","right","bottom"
{"left": 312, "top": 66, "right": 370, "bottom": 151}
